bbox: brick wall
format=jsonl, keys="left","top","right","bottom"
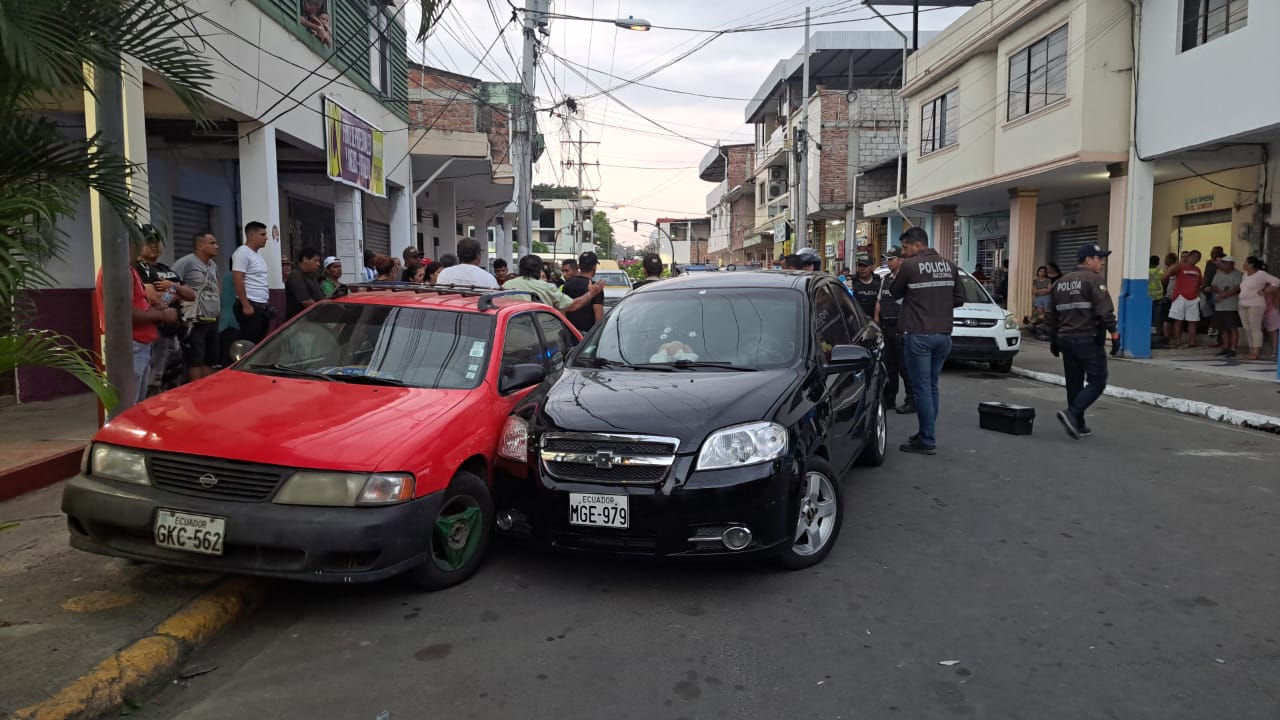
{"left": 730, "top": 194, "right": 754, "bottom": 252}
{"left": 726, "top": 145, "right": 753, "bottom": 189}
{"left": 484, "top": 105, "right": 511, "bottom": 166}
{"left": 813, "top": 89, "right": 905, "bottom": 209}
{"left": 408, "top": 67, "right": 479, "bottom": 133}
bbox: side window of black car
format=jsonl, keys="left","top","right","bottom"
{"left": 501, "top": 314, "right": 544, "bottom": 374}
{"left": 534, "top": 312, "right": 576, "bottom": 371}
{"left": 813, "top": 285, "right": 852, "bottom": 362}
{"left": 826, "top": 282, "right": 865, "bottom": 337}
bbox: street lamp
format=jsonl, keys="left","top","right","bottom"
{"left": 614, "top": 16, "right": 650, "bottom": 31}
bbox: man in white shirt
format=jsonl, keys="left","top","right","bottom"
{"left": 436, "top": 238, "right": 498, "bottom": 288}
{"left": 232, "top": 221, "right": 271, "bottom": 344}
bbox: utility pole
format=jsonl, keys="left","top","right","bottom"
{"left": 93, "top": 57, "right": 135, "bottom": 417}
{"left": 562, "top": 130, "right": 600, "bottom": 256}
{"left": 514, "top": 0, "right": 545, "bottom": 258}
{"left": 794, "top": 7, "right": 811, "bottom": 255}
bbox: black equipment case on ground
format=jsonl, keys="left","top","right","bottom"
{"left": 978, "top": 402, "right": 1035, "bottom": 435}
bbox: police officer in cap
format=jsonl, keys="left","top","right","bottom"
{"left": 795, "top": 247, "right": 822, "bottom": 271}
{"left": 1046, "top": 243, "right": 1119, "bottom": 439}
{"left": 875, "top": 247, "right": 914, "bottom": 413}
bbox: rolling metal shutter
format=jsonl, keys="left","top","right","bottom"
{"left": 171, "top": 198, "right": 214, "bottom": 260}
{"left": 1050, "top": 226, "right": 1099, "bottom": 271}
{"left": 364, "top": 220, "right": 391, "bottom": 257}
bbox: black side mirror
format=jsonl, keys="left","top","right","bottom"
{"left": 499, "top": 363, "right": 546, "bottom": 394}
{"left": 825, "top": 344, "right": 872, "bottom": 374}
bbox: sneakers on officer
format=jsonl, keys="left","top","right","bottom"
{"left": 1077, "top": 425, "right": 1092, "bottom": 438}
{"left": 1056, "top": 410, "right": 1081, "bottom": 440}
{"left": 899, "top": 440, "right": 937, "bottom": 455}
{"left": 896, "top": 401, "right": 916, "bottom": 414}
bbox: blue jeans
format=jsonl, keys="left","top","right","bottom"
{"left": 131, "top": 340, "right": 152, "bottom": 404}
{"left": 1059, "top": 334, "right": 1108, "bottom": 427}
{"left": 904, "top": 333, "right": 952, "bottom": 448}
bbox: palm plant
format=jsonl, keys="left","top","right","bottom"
{"left": 0, "top": 0, "right": 215, "bottom": 408}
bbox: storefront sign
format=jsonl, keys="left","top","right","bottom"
{"left": 324, "top": 97, "right": 385, "bottom": 197}
{"left": 1185, "top": 194, "right": 1214, "bottom": 212}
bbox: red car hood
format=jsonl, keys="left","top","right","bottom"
{"left": 96, "top": 370, "right": 470, "bottom": 472}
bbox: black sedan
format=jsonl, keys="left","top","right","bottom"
{"left": 494, "top": 270, "right": 887, "bottom": 569}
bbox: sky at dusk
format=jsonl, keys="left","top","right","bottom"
{"left": 404, "top": 1, "right": 971, "bottom": 251}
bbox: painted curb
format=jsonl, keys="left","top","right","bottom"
{"left": 12, "top": 576, "right": 265, "bottom": 720}
{"left": 0, "top": 448, "right": 85, "bottom": 503}
{"left": 1009, "top": 366, "right": 1280, "bottom": 433}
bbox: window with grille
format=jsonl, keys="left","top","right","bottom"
{"left": 920, "top": 88, "right": 958, "bottom": 156}
{"left": 1008, "top": 25, "right": 1068, "bottom": 121}
{"left": 1181, "top": 0, "right": 1247, "bottom": 51}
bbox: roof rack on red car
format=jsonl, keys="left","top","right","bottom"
{"left": 332, "top": 282, "right": 534, "bottom": 310}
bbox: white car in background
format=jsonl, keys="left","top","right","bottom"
{"left": 874, "top": 267, "right": 1020, "bottom": 373}
{"left": 596, "top": 270, "right": 633, "bottom": 308}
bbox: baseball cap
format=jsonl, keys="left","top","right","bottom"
{"left": 1076, "top": 243, "right": 1113, "bottom": 262}
{"left": 795, "top": 247, "right": 821, "bottom": 264}
{"left": 855, "top": 254, "right": 871, "bottom": 266}
{"left": 1220, "top": 255, "right": 1237, "bottom": 263}
{"left": 323, "top": 256, "right": 341, "bottom": 269}
{"left": 885, "top": 247, "right": 905, "bottom": 259}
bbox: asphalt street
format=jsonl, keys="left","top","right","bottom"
{"left": 136, "top": 370, "right": 1279, "bottom": 720}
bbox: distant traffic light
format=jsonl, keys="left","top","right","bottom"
{"left": 632, "top": 220, "right": 638, "bottom": 232}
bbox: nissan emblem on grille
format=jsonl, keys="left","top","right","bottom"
{"left": 593, "top": 451, "right": 616, "bottom": 469}
{"left": 197, "top": 473, "right": 219, "bottom": 489}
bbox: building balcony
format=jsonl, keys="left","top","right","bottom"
{"left": 754, "top": 126, "right": 787, "bottom": 175}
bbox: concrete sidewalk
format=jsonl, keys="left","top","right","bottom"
{"left": 1012, "top": 338, "right": 1280, "bottom": 431}
{"left": 0, "top": 396, "right": 264, "bottom": 719}
{"left": 0, "top": 394, "right": 100, "bottom": 502}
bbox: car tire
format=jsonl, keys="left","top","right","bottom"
{"left": 776, "top": 458, "right": 843, "bottom": 570}
{"left": 990, "top": 357, "right": 1014, "bottom": 374}
{"left": 856, "top": 396, "right": 888, "bottom": 467}
{"left": 406, "top": 470, "right": 494, "bottom": 591}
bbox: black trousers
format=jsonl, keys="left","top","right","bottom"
{"left": 881, "top": 321, "right": 913, "bottom": 405}
{"left": 1060, "top": 334, "right": 1108, "bottom": 427}
{"left": 233, "top": 302, "right": 271, "bottom": 344}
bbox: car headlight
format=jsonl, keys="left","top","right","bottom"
{"left": 1004, "top": 313, "right": 1018, "bottom": 330}
{"left": 696, "top": 421, "right": 788, "bottom": 470}
{"left": 274, "top": 471, "right": 414, "bottom": 506}
{"left": 498, "top": 416, "right": 528, "bottom": 461}
{"left": 90, "top": 443, "right": 150, "bottom": 485}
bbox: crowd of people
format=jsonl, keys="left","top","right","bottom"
{"left": 1150, "top": 246, "right": 1280, "bottom": 359}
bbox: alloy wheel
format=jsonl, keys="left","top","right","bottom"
{"left": 792, "top": 471, "right": 838, "bottom": 557}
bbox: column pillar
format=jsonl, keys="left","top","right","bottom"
{"left": 932, "top": 205, "right": 957, "bottom": 262}
{"left": 334, "top": 188, "right": 364, "bottom": 284}
{"left": 1106, "top": 162, "right": 1128, "bottom": 309}
{"left": 1119, "top": 156, "right": 1155, "bottom": 358}
{"left": 389, "top": 184, "right": 414, "bottom": 256}
{"left": 887, "top": 214, "right": 906, "bottom": 248}
{"left": 237, "top": 123, "right": 283, "bottom": 290}
{"left": 122, "top": 58, "right": 151, "bottom": 225}
{"left": 1007, "top": 187, "right": 1039, "bottom": 325}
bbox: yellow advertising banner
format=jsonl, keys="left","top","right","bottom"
{"left": 323, "top": 96, "right": 385, "bottom": 197}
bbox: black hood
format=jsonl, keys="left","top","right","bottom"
{"left": 540, "top": 367, "right": 802, "bottom": 450}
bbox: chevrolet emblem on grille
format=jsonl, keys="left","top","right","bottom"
{"left": 197, "top": 473, "right": 219, "bottom": 488}
{"left": 593, "top": 451, "right": 617, "bottom": 469}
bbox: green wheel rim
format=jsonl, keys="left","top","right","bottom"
{"left": 432, "top": 499, "right": 482, "bottom": 572}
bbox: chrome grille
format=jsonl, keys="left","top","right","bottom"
{"left": 149, "top": 452, "right": 292, "bottom": 502}
{"left": 540, "top": 433, "right": 679, "bottom": 485}
{"left": 953, "top": 318, "right": 998, "bottom": 328}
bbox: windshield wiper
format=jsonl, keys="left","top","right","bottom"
{"left": 335, "top": 374, "right": 409, "bottom": 387}
{"left": 624, "top": 361, "right": 756, "bottom": 372}
{"left": 250, "top": 363, "right": 336, "bottom": 381}
{"left": 669, "top": 360, "right": 759, "bottom": 372}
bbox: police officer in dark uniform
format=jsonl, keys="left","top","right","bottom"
{"left": 1046, "top": 243, "right": 1119, "bottom": 439}
{"left": 850, "top": 254, "right": 880, "bottom": 317}
{"left": 875, "top": 247, "right": 914, "bottom": 413}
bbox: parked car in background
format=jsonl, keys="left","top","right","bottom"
{"left": 62, "top": 285, "right": 581, "bottom": 590}
{"left": 596, "top": 269, "right": 633, "bottom": 307}
{"left": 875, "top": 266, "right": 1019, "bottom": 372}
{"left": 495, "top": 270, "right": 887, "bottom": 569}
